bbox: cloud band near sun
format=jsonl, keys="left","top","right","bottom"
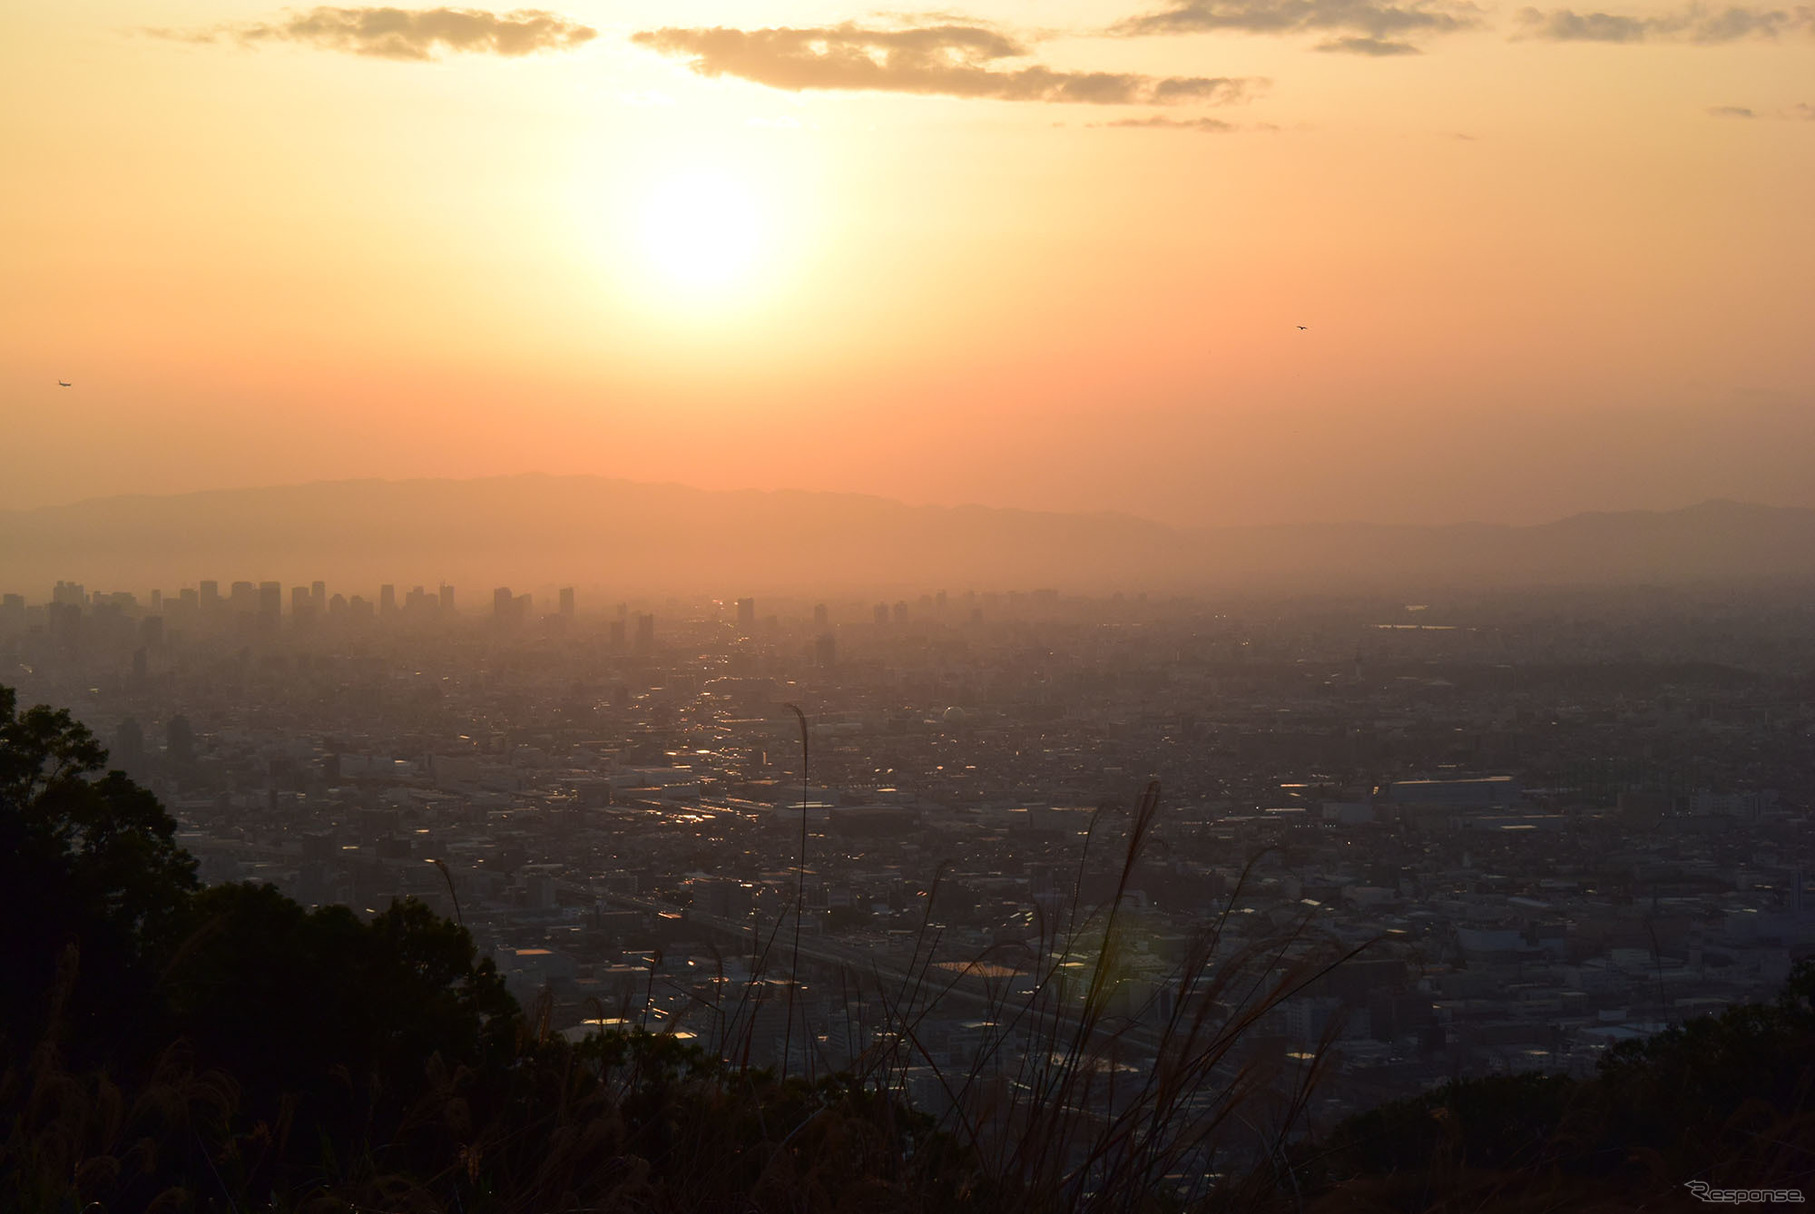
{"left": 629, "top": 24, "right": 1261, "bottom": 105}
{"left": 1113, "top": 0, "right": 1484, "bottom": 54}
{"left": 1514, "top": 3, "right": 1813, "bottom": 41}
{"left": 153, "top": 6, "right": 597, "bottom": 60}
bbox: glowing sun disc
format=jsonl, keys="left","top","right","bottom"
{"left": 638, "top": 169, "right": 765, "bottom": 290}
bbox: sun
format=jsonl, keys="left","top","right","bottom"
{"left": 637, "top": 168, "right": 767, "bottom": 292}
{"left": 568, "top": 134, "right": 820, "bottom": 315}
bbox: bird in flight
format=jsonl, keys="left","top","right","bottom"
{"left": 57, "top": 380, "right": 71, "bottom": 387}
{"left": 1296, "top": 325, "right": 1308, "bottom": 331}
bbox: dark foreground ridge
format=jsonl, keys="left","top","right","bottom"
{"left": 4, "top": 477, "right": 1814, "bottom": 592}
{"left": 3, "top": 682, "right": 1812, "bottom": 1212}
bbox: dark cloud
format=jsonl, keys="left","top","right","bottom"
{"left": 1151, "top": 74, "right": 1258, "bottom": 100}
{"left": 155, "top": 7, "right": 597, "bottom": 61}
{"left": 1514, "top": 8, "right": 1650, "bottom": 38}
{"left": 1707, "top": 104, "right": 1756, "bottom": 116}
{"left": 1113, "top": 0, "right": 1483, "bottom": 46}
{"left": 1514, "top": 4, "right": 1809, "bottom": 42}
{"left": 630, "top": 24, "right": 1260, "bottom": 105}
{"left": 1692, "top": 4, "right": 1801, "bottom": 38}
{"left": 1103, "top": 114, "right": 1242, "bottom": 130}
{"left": 1317, "top": 34, "right": 1424, "bottom": 51}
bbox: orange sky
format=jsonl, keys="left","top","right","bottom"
{"left": 2, "top": 0, "right": 1811, "bottom": 524}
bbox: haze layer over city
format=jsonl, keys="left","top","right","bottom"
{"left": 3, "top": 1, "right": 1813, "bottom": 1210}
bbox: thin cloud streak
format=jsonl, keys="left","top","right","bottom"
{"left": 1113, "top": 0, "right": 1484, "bottom": 47}
{"left": 151, "top": 7, "right": 598, "bottom": 61}
{"left": 1317, "top": 34, "right": 1424, "bottom": 51}
{"left": 1514, "top": 3, "right": 1811, "bottom": 42}
{"left": 1102, "top": 114, "right": 1243, "bottom": 130}
{"left": 630, "top": 24, "right": 1261, "bottom": 105}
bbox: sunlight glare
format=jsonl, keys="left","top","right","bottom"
{"left": 638, "top": 169, "right": 765, "bottom": 292}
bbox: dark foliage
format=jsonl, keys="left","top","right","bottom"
{"left": 1284, "top": 963, "right": 1815, "bottom": 1209}
{"left": 0, "top": 686, "right": 198, "bottom": 1067}
{"left": 162, "top": 884, "right": 517, "bottom": 1116}
{"left": 1591, "top": 964, "right": 1815, "bottom": 1187}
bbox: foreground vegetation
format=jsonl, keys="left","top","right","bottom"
{"left": 1277, "top": 968, "right": 1815, "bottom": 1211}
{"left": 4, "top": 683, "right": 1811, "bottom": 1211}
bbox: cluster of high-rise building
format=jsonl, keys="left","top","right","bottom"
{"left": 0, "top": 581, "right": 856, "bottom": 678}
{"left": 19, "top": 578, "right": 468, "bottom": 636}
{"left": 2, "top": 579, "right": 638, "bottom": 636}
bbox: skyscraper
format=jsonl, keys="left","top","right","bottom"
{"left": 166, "top": 715, "right": 194, "bottom": 765}
{"left": 736, "top": 597, "right": 756, "bottom": 630}
{"left": 115, "top": 717, "right": 144, "bottom": 769}
{"left": 559, "top": 587, "right": 575, "bottom": 618}
{"left": 258, "top": 582, "right": 282, "bottom": 631}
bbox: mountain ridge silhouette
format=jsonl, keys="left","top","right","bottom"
{"left": 4, "top": 475, "right": 1812, "bottom": 594}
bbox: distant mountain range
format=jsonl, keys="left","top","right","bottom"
{"left": 2, "top": 477, "right": 1813, "bottom": 595}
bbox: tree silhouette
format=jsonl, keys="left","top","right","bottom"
{"left": 0, "top": 685, "right": 197, "bottom": 1062}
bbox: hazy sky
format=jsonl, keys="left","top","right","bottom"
{"left": 3, "top": 0, "right": 1811, "bottom": 525}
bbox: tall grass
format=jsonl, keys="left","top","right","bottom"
{"left": 864, "top": 780, "right": 1369, "bottom": 1212}
{"left": 651, "top": 776, "right": 1373, "bottom": 1214}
